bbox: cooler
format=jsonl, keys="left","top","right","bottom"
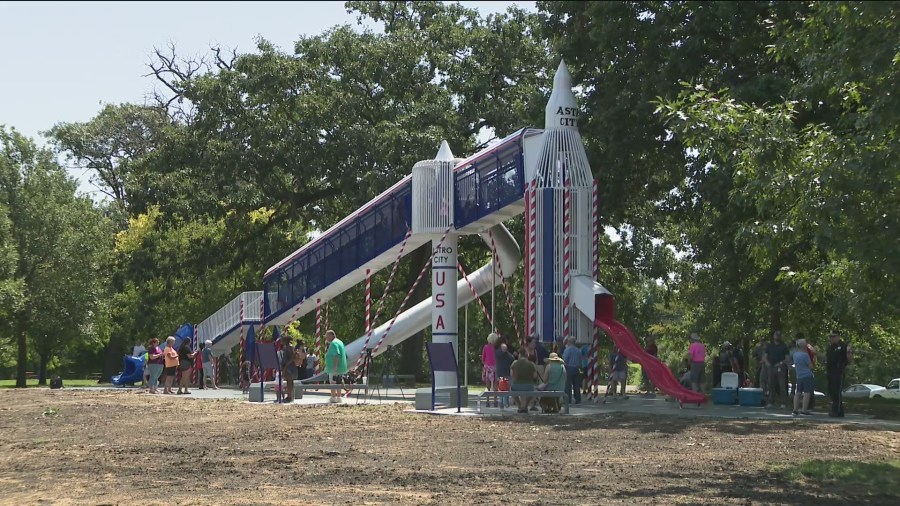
{"left": 738, "top": 387, "right": 765, "bottom": 407}
{"left": 712, "top": 387, "right": 738, "bottom": 405}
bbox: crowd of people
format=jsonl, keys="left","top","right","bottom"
{"left": 483, "top": 328, "right": 854, "bottom": 417}
{"left": 677, "top": 329, "right": 853, "bottom": 417}
{"left": 134, "top": 329, "right": 344, "bottom": 402}
{"left": 482, "top": 333, "right": 618, "bottom": 413}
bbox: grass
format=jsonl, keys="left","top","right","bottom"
{"left": 777, "top": 459, "right": 900, "bottom": 495}
{"left": 843, "top": 396, "right": 900, "bottom": 420}
{"left": 0, "top": 379, "right": 100, "bottom": 388}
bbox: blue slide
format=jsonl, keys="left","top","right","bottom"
{"left": 111, "top": 355, "right": 146, "bottom": 386}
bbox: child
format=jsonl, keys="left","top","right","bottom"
{"left": 240, "top": 360, "right": 251, "bottom": 394}
{"left": 601, "top": 347, "right": 629, "bottom": 404}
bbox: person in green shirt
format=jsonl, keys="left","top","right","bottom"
{"left": 324, "top": 330, "right": 348, "bottom": 404}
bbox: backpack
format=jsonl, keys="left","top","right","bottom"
{"left": 50, "top": 376, "right": 63, "bottom": 389}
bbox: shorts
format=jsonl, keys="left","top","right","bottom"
{"left": 689, "top": 362, "right": 706, "bottom": 384}
{"left": 610, "top": 370, "right": 627, "bottom": 383}
{"left": 796, "top": 376, "right": 815, "bottom": 394}
{"left": 164, "top": 366, "right": 177, "bottom": 378}
{"left": 482, "top": 365, "right": 496, "bottom": 384}
{"left": 203, "top": 363, "right": 215, "bottom": 381}
{"left": 510, "top": 383, "right": 534, "bottom": 392}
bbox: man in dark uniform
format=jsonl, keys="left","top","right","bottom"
{"left": 825, "top": 330, "right": 852, "bottom": 417}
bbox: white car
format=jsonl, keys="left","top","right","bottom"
{"left": 874, "top": 378, "right": 900, "bottom": 400}
{"left": 843, "top": 384, "right": 886, "bottom": 399}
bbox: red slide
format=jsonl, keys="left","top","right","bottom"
{"left": 595, "top": 317, "right": 707, "bottom": 405}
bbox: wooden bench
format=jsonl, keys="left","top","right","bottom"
{"left": 25, "top": 371, "right": 37, "bottom": 380}
{"left": 478, "top": 390, "right": 569, "bottom": 414}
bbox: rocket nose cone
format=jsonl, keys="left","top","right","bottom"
{"left": 553, "top": 60, "right": 573, "bottom": 92}
{"left": 545, "top": 59, "right": 579, "bottom": 130}
{"left": 435, "top": 140, "right": 455, "bottom": 161}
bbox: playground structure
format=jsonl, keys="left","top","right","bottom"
{"left": 191, "top": 61, "right": 707, "bottom": 406}
{"left": 112, "top": 322, "right": 196, "bottom": 386}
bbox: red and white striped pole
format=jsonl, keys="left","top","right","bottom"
{"left": 353, "top": 229, "right": 412, "bottom": 372}
{"left": 458, "top": 262, "right": 492, "bottom": 326}
{"left": 315, "top": 298, "right": 322, "bottom": 374}
{"left": 369, "top": 227, "right": 452, "bottom": 358}
{"left": 238, "top": 298, "right": 246, "bottom": 380}
{"left": 365, "top": 269, "right": 372, "bottom": 334}
{"left": 591, "top": 179, "right": 600, "bottom": 395}
{"left": 524, "top": 182, "right": 531, "bottom": 335}
{"left": 260, "top": 295, "right": 270, "bottom": 382}
{"left": 488, "top": 229, "right": 521, "bottom": 346}
{"left": 562, "top": 179, "right": 571, "bottom": 341}
{"left": 528, "top": 181, "right": 537, "bottom": 336}
{"left": 370, "top": 254, "right": 433, "bottom": 358}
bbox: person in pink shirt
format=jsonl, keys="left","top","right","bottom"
{"left": 482, "top": 333, "right": 499, "bottom": 406}
{"left": 687, "top": 333, "right": 707, "bottom": 393}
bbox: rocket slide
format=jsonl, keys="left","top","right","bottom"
{"left": 594, "top": 317, "right": 707, "bottom": 405}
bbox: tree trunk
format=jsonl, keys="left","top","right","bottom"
{"left": 38, "top": 352, "right": 49, "bottom": 385}
{"left": 16, "top": 326, "right": 27, "bottom": 388}
{"left": 769, "top": 289, "right": 782, "bottom": 334}
{"left": 399, "top": 244, "right": 431, "bottom": 381}
{"left": 101, "top": 341, "right": 124, "bottom": 384}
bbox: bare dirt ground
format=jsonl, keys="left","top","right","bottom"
{"left": 0, "top": 389, "right": 897, "bottom": 505}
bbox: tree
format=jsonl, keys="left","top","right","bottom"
{"left": 0, "top": 127, "right": 112, "bottom": 386}
{"left": 48, "top": 104, "right": 171, "bottom": 219}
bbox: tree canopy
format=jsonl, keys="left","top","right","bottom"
{"left": 2, "top": 1, "right": 896, "bottom": 386}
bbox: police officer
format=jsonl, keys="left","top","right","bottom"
{"left": 825, "top": 330, "right": 852, "bottom": 417}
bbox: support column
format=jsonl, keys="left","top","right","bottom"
{"left": 432, "top": 234, "right": 458, "bottom": 388}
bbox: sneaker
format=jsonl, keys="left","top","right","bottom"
{"left": 800, "top": 411, "right": 812, "bottom": 416}
{"left": 530, "top": 406, "right": 539, "bottom": 412}
{"left": 792, "top": 410, "right": 799, "bottom": 416}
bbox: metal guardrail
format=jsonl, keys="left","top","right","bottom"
{"left": 197, "top": 291, "right": 262, "bottom": 343}
{"left": 454, "top": 138, "right": 525, "bottom": 228}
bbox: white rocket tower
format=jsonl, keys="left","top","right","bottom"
{"left": 527, "top": 61, "right": 596, "bottom": 344}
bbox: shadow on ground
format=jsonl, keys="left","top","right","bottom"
{"left": 617, "top": 461, "right": 899, "bottom": 506}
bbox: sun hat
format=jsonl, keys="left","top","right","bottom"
{"left": 547, "top": 353, "right": 564, "bottom": 363}
{"left": 205, "top": 339, "right": 212, "bottom": 346}
{"left": 690, "top": 333, "right": 700, "bottom": 341}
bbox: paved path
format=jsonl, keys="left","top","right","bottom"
{"left": 69, "top": 386, "right": 899, "bottom": 428}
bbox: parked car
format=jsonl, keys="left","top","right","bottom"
{"left": 788, "top": 384, "right": 826, "bottom": 398}
{"left": 874, "top": 378, "right": 900, "bottom": 400}
{"left": 843, "top": 384, "right": 886, "bottom": 399}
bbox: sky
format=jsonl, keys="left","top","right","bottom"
{"left": 0, "top": 1, "right": 533, "bottom": 196}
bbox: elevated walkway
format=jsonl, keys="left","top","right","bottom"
{"left": 262, "top": 128, "right": 543, "bottom": 327}
{"left": 198, "top": 291, "right": 262, "bottom": 354}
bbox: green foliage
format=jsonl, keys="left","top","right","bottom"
{"left": 3, "top": 1, "right": 895, "bottom": 386}
{"left": 48, "top": 103, "right": 171, "bottom": 222}
{"left": 0, "top": 127, "right": 113, "bottom": 384}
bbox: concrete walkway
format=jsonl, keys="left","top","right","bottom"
{"left": 69, "top": 385, "right": 899, "bottom": 428}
